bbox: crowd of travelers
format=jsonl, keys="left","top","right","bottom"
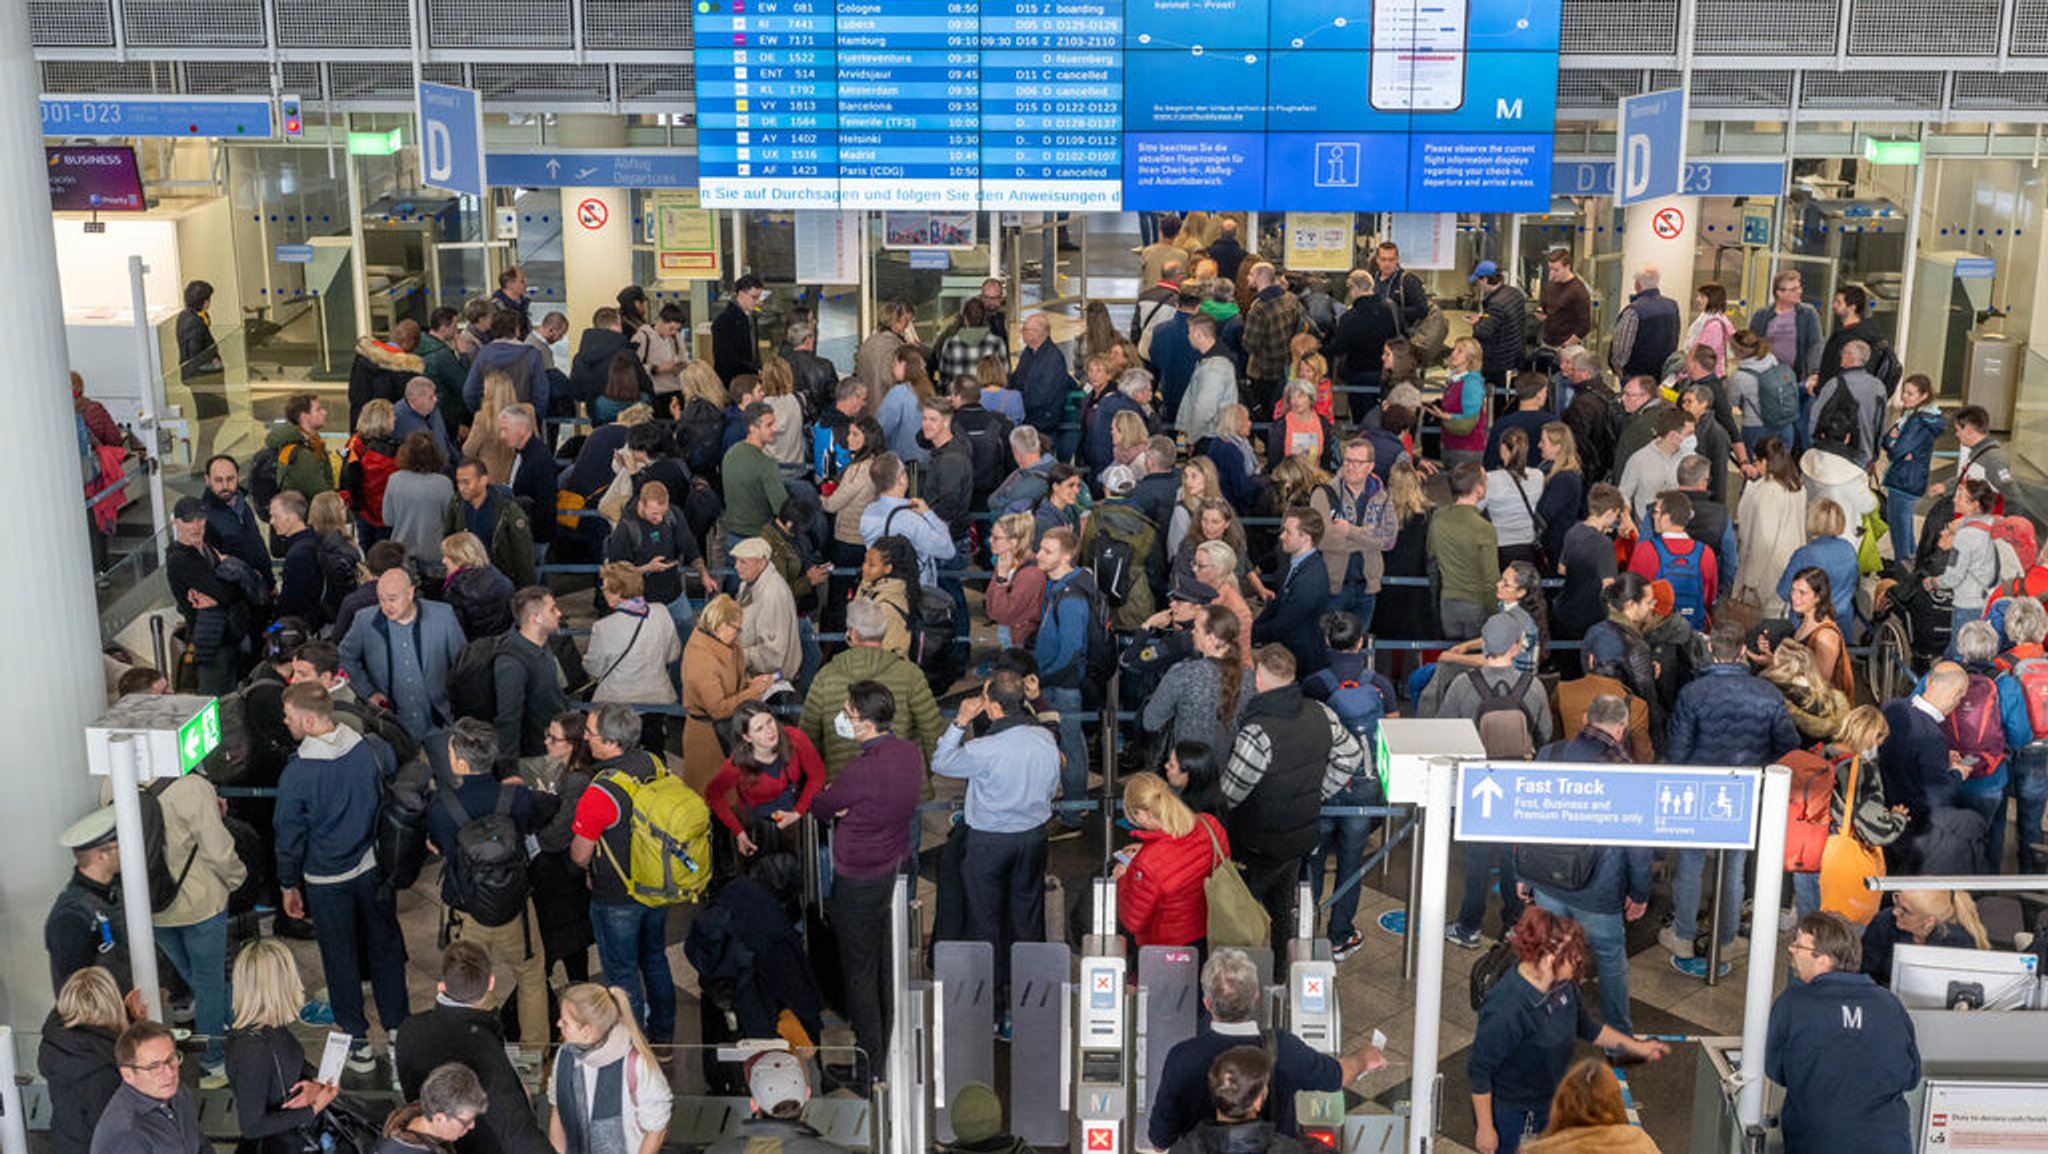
{"left": 54, "top": 216, "right": 2048, "bottom": 1154}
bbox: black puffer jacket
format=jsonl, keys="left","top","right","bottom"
{"left": 316, "top": 531, "right": 363, "bottom": 626}
{"left": 443, "top": 564, "right": 515, "bottom": 641}
{"left": 1472, "top": 283, "right": 1529, "bottom": 378}
{"left": 37, "top": 1013, "right": 120, "bottom": 1154}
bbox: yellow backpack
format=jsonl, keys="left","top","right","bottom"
{"left": 596, "top": 756, "right": 713, "bottom": 906}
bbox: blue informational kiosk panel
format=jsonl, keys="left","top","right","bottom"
{"left": 691, "top": 0, "right": 1560, "bottom": 210}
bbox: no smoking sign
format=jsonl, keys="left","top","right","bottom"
{"left": 576, "top": 198, "right": 609, "bottom": 230}
{"left": 1651, "top": 206, "right": 1686, "bottom": 239}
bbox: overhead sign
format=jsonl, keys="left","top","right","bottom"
{"left": 1551, "top": 158, "right": 1786, "bottom": 198}
{"left": 275, "top": 244, "right": 315, "bottom": 264}
{"left": 1455, "top": 763, "right": 1761, "bottom": 849}
{"left": 486, "top": 149, "right": 699, "bottom": 190}
{"left": 40, "top": 95, "right": 274, "bottom": 138}
{"left": 1955, "top": 256, "right": 1997, "bottom": 279}
{"left": 86, "top": 694, "right": 222, "bottom": 780}
{"left": 416, "top": 82, "right": 486, "bottom": 198}
{"left": 1615, "top": 87, "right": 1685, "bottom": 207}
{"left": 176, "top": 698, "right": 221, "bottom": 772}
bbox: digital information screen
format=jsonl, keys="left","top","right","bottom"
{"left": 692, "top": 0, "right": 1558, "bottom": 212}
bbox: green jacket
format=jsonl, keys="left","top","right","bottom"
{"left": 798, "top": 644, "right": 943, "bottom": 779}
{"left": 761, "top": 520, "right": 818, "bottom": 603}
{"left": 1427, "top": 502, "right": 1501, "bottom": 608}
{"left": 721, "top": 441, "right": 788, "bottom": 537}
{"left": 416, "top": 334, "right": 472, "bottom": 431}
{"left": 265, "top": 422, "right": 334, "bottom": 500}
{"left": 444, "top": 486, "right": 536, "bottom": 587}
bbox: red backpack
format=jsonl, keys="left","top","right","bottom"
{"left": 2009, "top": 657, "right": 2048, "bottom": 744}
{"left": 1941, "top": 672, "right": 2007, "bottom": 778}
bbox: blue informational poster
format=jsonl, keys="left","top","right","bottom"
{"left": 691, "top": 0, "right": 1559, "bottom": 211}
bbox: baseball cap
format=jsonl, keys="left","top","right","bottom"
{"left": 173, "top": 495, "right": 207, "bottom": 522}
{"left": 1470, "top": 260, "right": 1501, "bottom": 283}
{"left": 1169, "top": 573, "right": 1218, "bottom": 605}
{"left": 1480, "top": 612, "right": 1523, "bottom": 656}
{"left": 1100, "top": 464, "right": 1137, "bottom": 496}
{"left": 743, "top": 1050, "right": 808, "bottom": 1114}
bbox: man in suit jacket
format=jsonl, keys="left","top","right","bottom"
{"left": 1253, "top": 507, "right": 1332, "bottom": 679}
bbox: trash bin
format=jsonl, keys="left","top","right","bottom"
{"left": 1966, "top": 333, "right": 2022, "bottom": 431}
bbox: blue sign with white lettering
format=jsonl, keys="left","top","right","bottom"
{"left": 274, "top": 244, "right": 314, "bottom": 264}
{"left": 486, "top": 150, "right": 699, "bottom": 190}
{"left": 1455, "top": 763, "right": 1760, "bottom": 849}
{"left": 1955, "top": 257, "right": 1997, "bottom": 279}
{"left": 1551, "top": 159, "right": 1786, "bottom": 199}
{"left": 417, "top": 82, "right": 485, "bottom": 198}
{"left": 40, "top": 96, "right": 274, "bottom": 138}
{"left": 1616, "top": 88, "right": 1685, "bottom": 207}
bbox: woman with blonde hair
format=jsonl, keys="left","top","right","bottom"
{"left": 39, "top": 967, "right": 127, "bottom": 1154}
{"left": 341, "top": 398, "right": 401, "bottom": 542}
{"left": 983, "top": 511, "right": 1047, "bottom": 651}
{"left": 1169, "top": 498, "right": 1249, "bottom": 593}
{"left": 441, "top": 530, "right": 514, "bottom": 640}
{"left": 1167, "top": 458, "right": 1225, "bottom": 560}
{"left": 1201, "top": 402, "right": 1261, "bottom": 508}
{"left": 1535, "top": 422, "right": 1584, "bottom": 565}
{"left": 463, "top": 370, "right": 520, "bottom": 483}
{"left": 308, "top": 490, "right": 364, "bottom": 626}
{"left": 1377, "top": 457, "right": 1441, "bottom": 654}
{"left": 1789, "top": 705, "right": 1909, "bottom": 917}
{"left": 754, "top": 356, "right": 807, "bottom": 465}
{"left": 1116, "top": 771, "right": 1230, "bottom": 948}
{"left": 1759, "top": 638, "right": 1849, "bottom": 742}
{"left": 1522, "top": 1059, "right": 1661, "bottom": 1152}
{"left": 226, "top": 940, "right": 340, "bottom": 1154}
{"left": 1862, "top": 889, "right": 1991, "bottom": 987}
{"left": 880, "top": 345, "right": 937, "bottom": 463}
{"left": 680, "top": 594, "right": 773, "bottom": 790}
{"left": 547, "top": 984, "right": 671, "bottom": 1154}
{"left": 1431, "top": 336, "right": 1490, "bottom": 469}
{"left": 585, "top": 562, "right": 684, "bottom": 751}
{"left": 1109, "top": 407, "right": 1150, "bottom": 474}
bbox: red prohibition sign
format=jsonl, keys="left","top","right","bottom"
{"left": 577, "top": 198, "right": 609, "bottom": 230}
{"left": 1651, "top": 206, "right": 1685, "bottom": 239}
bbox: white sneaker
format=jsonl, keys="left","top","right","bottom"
{"left": 1658, "top": 926, "right": 1696, "bottom": 960}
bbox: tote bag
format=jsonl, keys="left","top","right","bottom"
{"left": 1818, "top": 755, "right": 1885, "bottom": 925}
{"left": 1201, "top": 820, "right": 1271, "bottom": 949}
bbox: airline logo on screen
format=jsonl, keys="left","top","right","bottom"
{"left": 689, "top": 0, "right": 1560, "bottom": 211}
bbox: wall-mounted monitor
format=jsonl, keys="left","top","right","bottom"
{"left": 48, "top": 145, "right": 146, "bottom": 212}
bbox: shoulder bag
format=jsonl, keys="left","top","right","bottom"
{"left": 1200, "top": 819, "right": 1271, "bottom": 949}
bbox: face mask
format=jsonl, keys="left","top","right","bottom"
{"left": 834, "top": 711, "right": 858, "bottom": 740}
{"left": 1680, "top": 434, "right": 1698, "bottom": 456}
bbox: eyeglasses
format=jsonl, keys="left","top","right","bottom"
{"left": 544, "top": 732, "right": 571, "bottom": 745}
{"left": 1786, "top": 942, "right": 1816, "bottom": 956}
{"left": 124, "top": 1052, "right": 182, "bottom": 1075}
{"left": 1343, "top": 456, "right": 1373, "bottom": 468}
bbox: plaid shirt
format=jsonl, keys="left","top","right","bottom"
{"left": 938, "top": 330, "right": 1009, "bottom": 385}
{"left": 1243, "top": 289, "right": 1304, "bottom": 381}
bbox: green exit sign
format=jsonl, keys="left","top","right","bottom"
{"left": 1863, "top": 138, "right": 1921, "bottom": 165}
{"left": 177, "top": 698, "right": 221, "bottom": 772}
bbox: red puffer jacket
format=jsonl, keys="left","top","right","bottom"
{"left": 1118, "top": 812, "right": 1228, "bottom": 947}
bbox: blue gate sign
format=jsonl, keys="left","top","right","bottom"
{"left": 1616, "top": 88, "right": 1685, "bottom": 207}
{"left": 1550, "top": 159, "right": 1785, "bottom": 199}
{"left": 416, "top": 82, "right": 486, "bottom": 198}
{"left": 41, "top": 96, "right": 274, "bottom": 138}
{"left": 1455, "top": 763, "right": 1760, "bottom": 850}
{"left": 486, "top": 150, "right": 699, "bottom": 190}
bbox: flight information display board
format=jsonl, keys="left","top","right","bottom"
{"left": 692, "top": 0, "right": 1558, "bottom": 211}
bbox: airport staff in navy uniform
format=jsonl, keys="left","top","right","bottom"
{"left": 1766, "top": 911, "right": 1921, "bottom": 1154}
{"left": 44, "top": 808, "right": 133, "bottom": 998}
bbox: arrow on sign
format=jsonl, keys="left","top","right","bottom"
{"left": 545, "top": 158, "right": 560, "bottom": 178}
{"left": 182, "top": 728, "right": 205, "bottom": 763}
{"left": 1472, "top": 776, "right": 1505, "bottom": 819}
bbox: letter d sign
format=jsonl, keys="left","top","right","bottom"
{"left": 426, "top": 120, "right": 452, "bottom": 183}
{"left": 1623, "top": 134, "right": 1651, "bottom": 200}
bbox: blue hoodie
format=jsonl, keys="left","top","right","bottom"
{"left": 274, "top": 724, "right": 394, "bottom": 888}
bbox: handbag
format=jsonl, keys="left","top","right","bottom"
{"left": 1199, "top": 820, "right": 1271, "bottom": 949}
{"left": 1818, "top": 754, "right": 1885, "bottom": 925}
{"left": 573, "top": 611, "right": 648, "bottom": 699}
{"left": 1469, "top": 938, "right": 1517, "bottom": 1011}
{"left": 1857, "top": 508, "right": 1887, "bottom": 576}
{"left": 1719, "top": 586, "right": 1765, "bottom": 636}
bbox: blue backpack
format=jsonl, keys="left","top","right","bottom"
{"left": 1649, "top": 536, "right": 1709, "bottom": 628}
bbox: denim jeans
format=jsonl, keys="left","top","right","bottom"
{"left": 155, "top": 912, "right": 230, "bottom": 1067}
{"left": 302, "top": 873, "right": 410, "bottom": 1041}
{"left": 937, "top": 545, "right": 970, "bottom": 627}
{"left": 1490, "top": 1099, "right": 1550, "bottom": 1154}
{"left": 1670, "top": 848, "right": 1747, "bottom": 947}
{"left": 665, "top": 594, "right": 697, "bottom": 646}
{"left": 1884, "top": 486, "right": 1921, "bottom": 563}
{"left": 1454, "top": 843, "right": 1522, "bottom": 938}
{"left": 1792, "top": 871, "right": 1821, "bottom": 919}
{"left": 1307, "top": 781, "right": 1379, "bottom": 943}
{"left": 590, "top": 899, "right": 676, "bottom": 1042}
{"left": 1331, "top": 584, "right": 1377, "bottom": 635}
{"left": 1958, "top": 784, "right": 2008, "bottom": 872}
{"left": 1533, "top": 892, "right": 1631, "bottom": 1034}
{"left": 1045, "top": 684, "right": 1090, "bottom": 825}
{"left": 797, "top": 617, "right": 822, "bottom": 696}
{"left": 1441, "top": 598, "right": 1486, "bottom": 643}
{"left": 1743, "top": 423, "right": 1799, "bottom": 457}
{"left": 2014, "top": 744, "right": 2048, "bottom": 874}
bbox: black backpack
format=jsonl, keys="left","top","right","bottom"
{"left": 954, "top": 407, "right": 1014, "bottom": 503}
{"left": 1079, "top": 501, "right": 1158, "bottom": 611}
{"left": 1055, "top": 572, "right": 1118, "bottom": 708}
{"left": 374, "top": 736, "right": 433, "bottom": 890}
{"left": 247, "top": 445, "right": 282, "bottom": 519}
{"left": 138, "top": 778, "right": 200, "bottom": 914}
{"left": 885, "top": 586, "right": 960, "bottom": 696}
{"left": 1514, "top": 844, "right": 1601, "bottom": 892}
{"left": 441, "top": 787, "right": 532, "bottom": 927}
{"left": 447, "top": 632, "right": 514, "bottom": 724}
{"left": 1867, "top": 340, "right": 1903, "bottom": 389}
{"left": 1812, "top": 377, "right": 1861, "bottom": 455}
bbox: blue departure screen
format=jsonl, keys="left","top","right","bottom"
{"left": 692, "top": 0, "right": 1558, "bottom": 211}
